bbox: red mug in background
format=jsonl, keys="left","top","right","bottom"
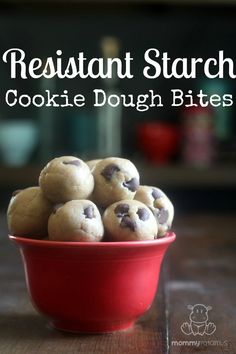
{"left": 137, "top": 122, "right": 180, "bottom": 164}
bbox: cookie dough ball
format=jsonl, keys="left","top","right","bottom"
{"left": 39, "top": 156, "right": 94, "bottom": 203}
{"left": 7, "top": 187, "right": 52, "bottom": 238}
{"left": 48, "top": 200, "right": 104, "bottom": 242}
{"left": 103, "top": 200, "right": 157, "bottom": 241}
{"left": 86, "top": 159, "right": 102, "bottom": 171}
{"left": 134, "top": 186, "right": 174, "bottom": 237}
{"left": 92, "top": 157, "right": 140, "bottom": 208}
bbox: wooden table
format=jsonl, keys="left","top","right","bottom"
{"left": 0, "top": 213, "right": 235, "bottom": 353}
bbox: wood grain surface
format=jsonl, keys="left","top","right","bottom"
{"left": 0, "top": 213, "right": 235, "bottom": 354}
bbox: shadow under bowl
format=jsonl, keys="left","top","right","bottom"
{"left": 9, "top": 232, "right": 175, "bottom": 333}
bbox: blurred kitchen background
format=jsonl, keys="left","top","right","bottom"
{"left": 0, "top": 0, "right": 236, "bottom": 215}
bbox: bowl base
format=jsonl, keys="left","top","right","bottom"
{"left": 49, "top": 319, "right": 134, "bottom": 334}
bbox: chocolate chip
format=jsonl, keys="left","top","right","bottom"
{"left": 101, "top": 164, "right": 120, "bottom": 181}
{"left": 159, "top": 209, "right": 169, "bottom": 224}
{"left": 12, "top": 189, "right": 22, "bottom": 197}
{"left": 114, "top": 203, "right": 129, "bottom": 217}
{"left": 152, "top": 188, "right": 164, "bottom": 200}
{"left": 120, "top": 216, "right": 136, "bottom": 232}
{"left": 123, "top": 178, "right": 139, "bottom": 192}
{"left": 84, "top": 206, "right": 95, "bottom": 219}
{"left": 137, "top": 208, "right": 150, "bottom": 221}
{"left": 53, "top": 203, "right": 64, "bottom": 213}
{"left": 63, "top": 160, "right": 80, "bottom": 167}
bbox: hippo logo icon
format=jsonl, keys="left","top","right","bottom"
{"left": 181, "top": 304, "right": 216, "bottom": 336}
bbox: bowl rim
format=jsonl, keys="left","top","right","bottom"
{"left": 9, "top": 231, "right": 176, "bottom": 248}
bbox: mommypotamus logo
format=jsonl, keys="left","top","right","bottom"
{"left": 181, "top": 304, "right": 216, "bottom": 336}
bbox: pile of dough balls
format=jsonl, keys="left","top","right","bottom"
{"left": 7, "top": 156, "right": 174, "bottom": 242}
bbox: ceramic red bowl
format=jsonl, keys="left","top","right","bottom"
{"left": 9, "top": 232, "right": 175, "bottom": 333}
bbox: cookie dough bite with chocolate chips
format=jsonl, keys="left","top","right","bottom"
{"left": 7, "top": 187, "right": 53, "bottom": 238}
{"left": 39, "top": 156, "right": 94, "bottom": 204}
{"left": 103, "top": 200, "right": 157, "bottom": 241}
{"left": 135, "top": 186, "right": 174, "bottom": 237}
{"left": 48, "top": 200, "right": 104, "bottom": 242}
{"left": 92, "top": 157, "right": 140, "bottom": 208}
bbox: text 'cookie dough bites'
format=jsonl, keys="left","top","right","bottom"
{"left": 7, "top": 187, "right": 53, "bottom": 238}
{"left": 39, "top": 156, "right": 94, "bottom": 204}
{"left": 92, "top": 157, "right": 140, "bottom": 208}
{"left": 103, "top": 200, "right": 158, "bottom": 241}
{"left": 134, "top": 186, "right": 174, "bottom": 237}
{"left": 48, "top": 200, "right": 104, "bottom": 242}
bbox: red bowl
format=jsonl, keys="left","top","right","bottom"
{"left": 9, "top": 232, "right": 175, "bottom": 333}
